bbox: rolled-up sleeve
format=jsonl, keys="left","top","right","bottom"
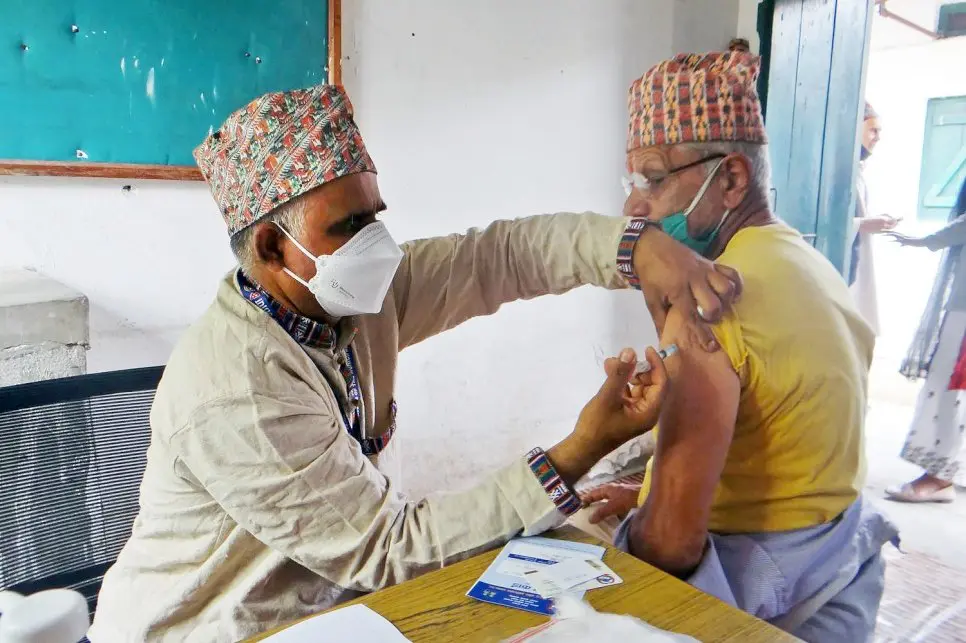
{"left": 170, "top": 392, "right": 576, "bottom": 593}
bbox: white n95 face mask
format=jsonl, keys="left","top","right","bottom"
{"left": 276, "top": 221, "right": 404, "bottom": 318}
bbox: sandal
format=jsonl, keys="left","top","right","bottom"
{"left": 885, "top": 482, "right": 956, "bottom": 503}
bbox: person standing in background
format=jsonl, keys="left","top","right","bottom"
{"left": 727, "top": 38, "right": 751, "bottom": 53}
{"left": 849, "top": 102, "right": 900, "bottom": 335}
{"left": 884, "top": 176, "right": 966, "bottom": 503}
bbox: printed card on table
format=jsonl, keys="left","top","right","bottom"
{"left": 466, "top": 536, "right": 605, "bottom": 616}
{"left": 524, "top": 557, "right": 624, "bottom": 598}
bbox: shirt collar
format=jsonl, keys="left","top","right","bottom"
{"left": 237, "top": 270, "right": 338, "bottom": 351}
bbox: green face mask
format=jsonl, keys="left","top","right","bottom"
{"left": 659, "top": 159, "right": 730, "bottom": 256}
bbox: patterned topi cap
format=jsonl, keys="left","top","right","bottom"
{"left": 627, "top": 52, "right": 767, "bottom": 151}
{"left": 194, "top": 84, "right": 376, "bottom": 237}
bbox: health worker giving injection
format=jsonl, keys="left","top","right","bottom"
{"left": 90, "top": 84, "right": 738, "bottom": 642}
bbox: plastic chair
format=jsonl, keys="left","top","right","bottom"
{"left": 0, "top": 367, "right": 163, "bottom": 620}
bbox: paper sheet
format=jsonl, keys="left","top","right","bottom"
{"left": 261, "top": 604, "right": 410, "bottom": 642}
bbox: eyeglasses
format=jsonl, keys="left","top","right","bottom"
{"left": 622, "top": 154, "right": 727, "bottom": 196}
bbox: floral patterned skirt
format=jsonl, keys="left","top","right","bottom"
{"left": 900, "top": 310, "right": 966, "bottom": 485}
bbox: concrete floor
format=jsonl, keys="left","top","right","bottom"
{"left": 860, "top": 233, "right": 966, "bottom": 641}
{"left": 865, "top": 382, "right": 966, "bottom": 642}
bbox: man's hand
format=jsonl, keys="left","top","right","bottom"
{"left": 580, "top": 482, "right": 642, "bottom": 523}
{"left": 631, "top": 227, "right": 741, "bottom": 350}
{"left": 548, "top": 347, "right": 669, "bottom": 486}
{"left": 574, "top": 347, "right": 670, "bottom": 450}
{"left": 860, "top": 215, "right": 900, "bottom": 234}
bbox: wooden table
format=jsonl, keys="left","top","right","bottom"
{"left": 254, "top": 527, "right": 801, "bottom": 642}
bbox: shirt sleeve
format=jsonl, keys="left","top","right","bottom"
{"left": 392, "top": 213, "right": 642, "bottom": 348}
{"left": 923, "top": 214, "right": 966, "bottom": 251}
{"left": 170, "top": 393, "right": 580, "bottom": 593}
{"left": 709, "top": 313, "right": 751, "bottom": 386}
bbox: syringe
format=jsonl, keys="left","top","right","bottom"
{"left": 633, "top": 344, "right": 679, "bottom": 375}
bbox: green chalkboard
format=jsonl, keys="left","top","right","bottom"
{"left": 0, "top": 1, "right": 329, "bottom": 175}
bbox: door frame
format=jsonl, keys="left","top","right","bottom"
{"left": 762, "top": 0, "right": 874, "bottom": 275}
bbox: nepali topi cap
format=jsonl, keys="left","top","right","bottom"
{"left": 627, "top": 52, "right": 767, "bottom": 151}
{"left": 194, "top": 84, "right": 376, "bottom": 236}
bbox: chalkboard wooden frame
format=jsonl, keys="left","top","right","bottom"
{"left": 0, "top": 0, "right": 342, "bottom": 182}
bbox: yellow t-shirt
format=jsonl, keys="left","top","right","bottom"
{"left": 638, "top": 223, "right": 874, "bottom": 533}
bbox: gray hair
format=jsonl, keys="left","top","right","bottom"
{"left": 681, "top": 141, "right": 772, "bottom": 195}
{"left": 230, "top": 195, "right": 308, "bottom": 276}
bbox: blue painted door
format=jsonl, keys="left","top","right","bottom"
{"left": 918, "top": 96, "right": 966, "bottom": 223}
{"left": 764, "top": 0, "right": 873, "bottom": 274}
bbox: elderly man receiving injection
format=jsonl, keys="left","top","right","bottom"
{"left": 576, "top": 52, "right": 898, "bottom": 643}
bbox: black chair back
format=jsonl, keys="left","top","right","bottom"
{"left": 0, "top": 367, "right": 163, "bottom": 617}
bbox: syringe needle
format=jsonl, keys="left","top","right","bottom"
{"left": 633, "top": 344, "right": 679, "bottom": 375}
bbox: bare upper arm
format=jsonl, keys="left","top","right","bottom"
{"left": 629, "top": 307, "right": 740, "bottom": 575}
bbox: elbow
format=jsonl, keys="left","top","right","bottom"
{"left": 628, "top": 514, "right": 706, "bottom": 578}
{"left": 644, "top": 540, "right": 705, "bottom": 579}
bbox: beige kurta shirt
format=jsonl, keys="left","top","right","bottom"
{"left": 89, "top": 213, "right": 630, "bottom": 642}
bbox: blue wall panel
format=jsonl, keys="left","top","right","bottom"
{"left": 0, "top": 1, "right": 328, "bottom": 167}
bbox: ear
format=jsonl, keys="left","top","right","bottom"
{"left": 720, "top": 154, "right": 751, "bottom": 210}
{"left": 252, "top": 223, "right": 287, "bottom": 273}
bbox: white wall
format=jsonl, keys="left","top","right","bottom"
{"left": 673, "top": 0, "right": 742, "bottom": 53}
{"left": 0, "top": 0, "right": 739, "bottom": 496}
{"left": 736, "top": 0, "right": 762, "bottom": 53}
{"left": 871, "top": 0, "right": 945, "bottom": 51}
{"left": 864, "top": 40, "right": 966, "bottom": 225}
{"left": 0, "top": 177, "right": 233, "bottom": 372}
